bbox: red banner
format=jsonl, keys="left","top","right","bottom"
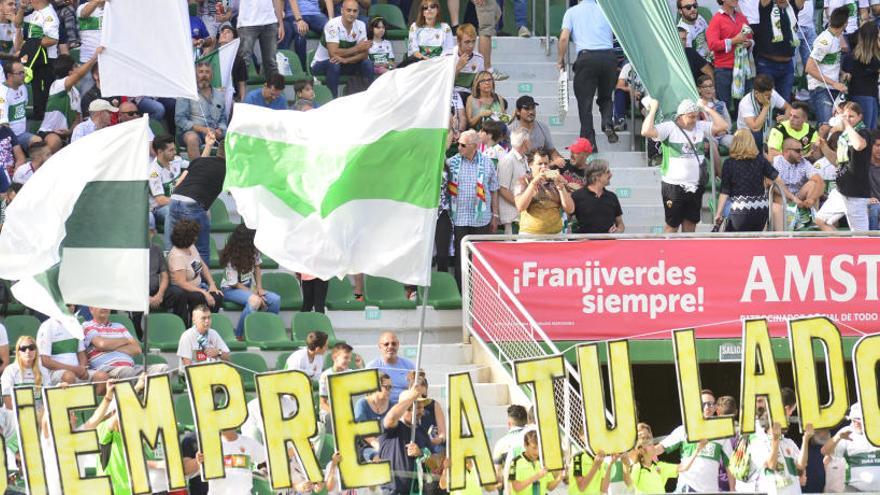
{"left": 471, "top": 237, "right": 880, "bottom": 340}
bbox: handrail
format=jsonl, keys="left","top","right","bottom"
{"left": 545, "top": 0, "right": 551, "bottom": 55}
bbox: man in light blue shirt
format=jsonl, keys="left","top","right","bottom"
{"left": 243, "top": 73, "right": 287, "bottom": 109}
{"left": 558, "top": 0, "right": 617, "bottom": 151}
{"left": 366, "top": 331, "right": 416, "bottom": 404}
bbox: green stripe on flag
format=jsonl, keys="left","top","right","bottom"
{"left": 196, "top": 50, "right": 223, "bottom": 88}
{"left": 225, "top": 128, "right": 445, "bottom": 217}
{"left": 63, "top": 181, "right": 149, "bottom": 249}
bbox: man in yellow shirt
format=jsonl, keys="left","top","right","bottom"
{"left": 509, "top": 430, "right": 565, "bottom": 495}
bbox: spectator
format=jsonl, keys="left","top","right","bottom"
{"left": 16, "top": 0, "right": 59, "bottom": 119}
{"left": 354, "top": 372, "right": 392, "bottom": 462}
{"left": 189, "top": 2, "right": 215, "bottom": 57}
{"left": 696, "top": 74, "right": 734, "bottom": 149}
{"left": 571, "top": 159, "right": 624, "bottom": 234}
{"left": 826, "top": 0, "right": 866, "bottom": 43}
{"left": 509, "top": 430, "right": 565, "bottom": 495}
{"left": 747, "top": 413, "right": 810, "bottom": 493}
{"left": 820, "top": 403, "right": 880, "bottom": 492}
{"left": 613, "top": 61, "right": 644, "bottom": 133}
{"left": 558, "top": 0, "right": 616, "bottom": 149}
{"left": 218, "top": 225, "right": 281, "bottom": 340}
{"left": 365, "top": 331, "right": 415, "bottom": 403}
{"left": 310, "top": 0, "right": 373, "bottom": 98}
{"left": 0, "top": 0, "right": 17, "bottom": 55}
{"left": 1, "top": 335, "right": 48, "bottom": 410}
{"left": 293, "top": 78, "right": 316, "bottom": 103}
{"left": 817, "top": 106, "right": 874, "bottom": 232}
{"left": 471, "top": 0, "right": 505, "bottom": 81}
{"left": 706, "top": 0, "right": 753, "bottom": 111}
{"left": 237, "top": 0, "right": 284, "bottom": 77}
{"left": 368, "top": 16, "right": 395, "bottom": 76}
{"left": 0, "top": 123, "right": 24, "bottom": 184}
{"left": 737, "top": 74, "right": 791, "bottom": 149}
{"left": 434, "top": 160, "right": 452, "bottom": 273}
{"left": 716, "top": 129, "right": 782, "bottom": 232}
{"left": 116, "top": 101, "right": 146, "bottom": 125}
{"left": 293, "top": 98, "right": 315, "bottom": 111}
{"left": 149, "top": 135, "right": 188, "bottom": 228}
{"left": 559, "top": 137, "right": 593, "bottom": 190}
{"left": 677, "top": 0, "right": 711, "bottom": 62}
{"left": 38, "top": 52, "right": 99, "bottom": 153}
{"left": 642, "top": 98, "right": 729, "bottom": 233}
{"left": 76, "top": 0, "right": 104, "bottom": 90}
{"left": 243, "top": 72, "right": 286, "bottom": 109}
{"left": 464, "top": 70, "right": 507, "bottom": 131}
{"left": 406, "top": 370, "right": 445, "bottom": 452}
{"left": 198, "top": 0, "right": 231, "bottom": 39}
{"left": 508, "top": 96, "right": 565, "bottom": 167}
{"left": 767, "top": 101, "right": 819, "bottom": 162}
{"left": 37, "top": 317, "right": 109, "bottom": 387}
{"left": 447, "top": 129, "right": 499, "bottom": 287}
{"left": 301, "top": 273, "right": 329, "bottom": 313}
{"left": 70, "top": 98, "right": 117, "bottom": 143}
{"left": 492, "top": 405, "right": 528, "bottom": 494}
{"left": 164, "top": 133, "right": 226, "bottom": 263}
{"left": 167, "top": 218, "right": 225, "bottom": 323}
{"left": 405, "top": 0, "right": 455, "bottom": 65}
{"left": 288, "top": 0, "right": 333, "bottom": 72}
{"left": 477, "top": 118, "right": 506, "bottom": 163}
{"left": 82, "top": 307, "right": 168, "bottom": 378}
{"left": 453, "top": 23, "right": 481, "bottom": 102}
{"left": 678, "top": 26, "right": 713, "bottom": 83}
{"left": 176, "top": 304, "right": 230, "bottom": 371}
{"left": 180, "top": 429, "right": 208, "bottom": 495}
{"left": 870, "top": 147, "right": 880, "bottom": 230}
{"left": 12, "top": 141, "right": 52, "bottom": 185}
{"left": 216, "top": 24, "right": 247, "bottom": 101}
{"left": 497, "top": 127, "right": 530, "bottom": 234}
{"left": 514, "top": 148, "right": 574, "bottom": 235}
{"left": 175, "top": 61, "right": 227, "bottom": 160}
{"left": 379, "top": 387, "right": 433, "bottom": 495}
{"left": 206, "top": 428, "right": 267, "bottom": 495}
{"left": 284, "top": 331, "right": 329, "bottom": 383}
{"left": 770, "top": 136, "right": 824, "bottom": 230}
{"left": 849, "top": 21, "right": 880, "bottom": 130}
{"left": 806, "top": 6, "right": 848, "bottom": 126}
{"left": 753, "top": 0, "right": 802, "bottom": 102}
{"left": 0, "top": 61, "right": 41, "bottom": 152}
{"left": 318, "top": 342, "right": 363, "bottom": 431}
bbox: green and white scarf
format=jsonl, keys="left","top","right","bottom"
{"left": 732, "top": 25, "right": 753, "bottom": 100}
{"left": 837, "top": 120, "right": 867, "bottom": 165}
{"left": 771, "top": 2, "right": 799, "bottom": 47}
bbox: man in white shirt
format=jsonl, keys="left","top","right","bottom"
{"left": 496, "top": 128, "right": 530, "bottom": 234}
{"left": 15, "top": 0, "right": 58, "bottom": 119}
{"left": 70, "top": 98, "right": 116, "bottom": 143}
{"left": 11, "top": 141, "right": 51, "bottom": 185}
{"left": 202, "top": 428, "right": 267, "bottom": 495}
{"left": 0, "top": 61, "right": 40, "bottom": 152}
{"left": 821, "top": 403, "right": 880, "bottom": 492}
{"left": 309, "top": 0, "right": 373, "bottom": 98}
{"left": 149, "top": 135, "right": 188, "bottom": 228}
{"left": 176, "top": 304, "right": 231, "bottom": 372}
{"left": 237, "top": 0, "right": 284, "bottom": 78}
{"left": 37, "top": 317, "right": 109, "bottom": 387}
{"left": 737, "top": 74, "right": 792, "bottom": 148}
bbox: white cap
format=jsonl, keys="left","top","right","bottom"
{"left": 676, "top": 98, "right": 699, "bottom": 117}
{"left": 88, "top": 99, "right": 118, "bottom": 113}
{"left": 849, "top": 402, "right": 863, "bottom": 421}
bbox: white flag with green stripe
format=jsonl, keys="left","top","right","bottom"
{"left": 225, "top": 56, "right": 455, "bottom": 286}
{"left": 0, "top": 117, "right": 151, "bottom": 338}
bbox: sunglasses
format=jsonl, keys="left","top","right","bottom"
{"left": 121, "top": 111, "right": 140, "bottom": 117}
{"left": 422, "top": 3, "right": 438, "bottom": 10}
{"left": 681, "top": 3, "right": 697, "bottom": 9}
{"left": 18, "top": 344, "right": 36, "bottom": 352}
{"left": 702, "top": 401, "right": 715, "bottom": 408}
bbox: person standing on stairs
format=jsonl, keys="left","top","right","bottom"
{"left": 557, "top": 0, "right": 618, "bottom": 151}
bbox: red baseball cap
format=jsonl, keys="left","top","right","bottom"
{"left": 566, "top": 137, "right": 593, "bottom": 154}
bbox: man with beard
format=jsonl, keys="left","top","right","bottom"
{"left": 174, "top": 61, "right": 227, "bottom": 159}
{"left": 508, "top": 96, "right": 565, "bottom": 168}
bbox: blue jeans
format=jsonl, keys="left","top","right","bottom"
{"left": 165, "top": 199, "right": 211, "bottom": 263}
{"left": 797, "top": 24, "right": 817, "bottom": 71}
{"left": 852, "top": 95, "right": 879, "bottom": 130}
{"left": 755, "top": 57, "right": 794, "bottom": 102}
{"left": 869, "top": 202, "right": 880, "bottom": 231}
{"left": 279, "top": 16, "right": 295, "bottom": 50}
{"left": 613, "top": 88, "right": 630, "bottom": 121}
{"left": 137, "top": 97, "right": 165, "bottom": 121}
{"left": 152, "top": 204, "right": 169, "bottom": 231}
{"left": 513, "top": 0, "right": 527, "bottom": 28}
{"left": 715, "top": 68, "right": 733, "bottom": 112}
{"left": 311, "top": 58, "right": 374, "bottom": 97}
{"left": 292, "top": 14, "right": 329, "bottom": 71}
{"left": 810, "top": 87, "right": 838, "bottom": 125}
{"left": 239, "top": 23, "right": 280, "bottom": 75}
{"left": 222, "top": 287, "right": 282, "bottom": 337}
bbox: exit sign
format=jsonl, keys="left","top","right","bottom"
{"left": 518, "top": 83, "right": 533, "bottom": 93}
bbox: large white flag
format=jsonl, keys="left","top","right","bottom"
{"left": 98, "top": 0, "right": 198, "bottom": 99}
{"left": 225, "top": 56, "right": 456, "bottom": 286}
{"left": 0, "top": 118, "right": 152, "bottom": 338}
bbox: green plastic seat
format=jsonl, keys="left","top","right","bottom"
{"left": 417, "top": 271, "right": 462, "bottom": 309}
{"left": 278, "top": 49, "right": 308, "bottom": 81}
{"left": 149, "top": 118, "right": 168, "bottom": 137}
{"left": 109, "top": 313, "right": 138, "bottom": 339}
{"left": 368, "top": 4, "right": 408, "bottom": 39}
{"left": 291, "top": 311, "right": 335, "bottom": 346}
{"left": 210, "top": 200, "right": 237, "bottom": 233}
{"left": 212, "top": 313, "right": 247, "bottom": 351}
{"left": 275, "top": 351, "right": 293, "bottom": 371}
{"left": 246, "top": 62, "right": 266, "bottom": 85}
{"left": 229, "top": 352, "right": 269, "bottom": 391}
{"left": 209, "top": 237, "right": 221, "bottom": 269}
{"left": 150, "top": 233, "right": 165, "bottom": 250}
{"left": 4, "top": 315, "right": 40, "bottom": 345}
{"left": 260, "top": 254, "right": 279, "bottom": 270}
{"left": 0, "top": 280, "right": 25, "bottom": 315}
{"left": 145, "top": 313, "right": 186, "bottom": 352}
{"left": 173, "top": 394, "right": 195, "bottom": 430}
{"left": 244, "top": 312, "right": 296, "bottom": 351}
{"left": 262, "top": 272, "right": 302, "bottom": 310}
{"left": 313, "top": 84, "right": 333, "bottom": 106}
{"left": 211, "top": 269, "right": 244, "bottom": 311}
{"left": 364, "top": 276, "right": 416, "bottom": 309}
{"left": 326, "top": 277, "right": 365, "bottom": 311}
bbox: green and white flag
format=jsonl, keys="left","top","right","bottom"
{"left": 0, "top": 117, "right": 151, "bottom": 338}
{"left": 225, "top": 55, "right": 455, "bottom": 286}
{"left": 196, "top": 38, "right": 239, "bottom": 116}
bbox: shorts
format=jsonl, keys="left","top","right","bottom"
{"left": 104, "top": 363, "right": 170, "bottom": 379}
{"left": 177, "top": 129, "right": 205, "bottom": 147}
{"left": 16, "top": 131, "right": 37, "bottom": 152}
{"left": 661, "top": 181, "right": 703, "bottom": 228}
{"left": 49, "top": 368, "right": 98, "bottom": 385}
{"left": 476, "top": 0, "right": 501, "bottom": 36}
{"left": 816, "top": 188, "right": 846, "bottom": 225}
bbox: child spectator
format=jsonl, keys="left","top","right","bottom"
{"left": 294, "top": 79, "right": 317, "bottom": 106}
{"left": 478, "top": 119, "right": 507, "bottom": 164}
{"left": 285, "top": 331, "right": 329, "bottom": 383}
{"left": 368, "top": 16, "right": 395, "bottom": 75}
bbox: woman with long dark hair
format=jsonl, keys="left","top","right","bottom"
{"left": 850, "top": 21, "right": 880, "bottom": 129}
{"left": 167, "top": 219, "right": 224, "bottom": 325}
{"left": 219, "top": 225, "right": 281, "bottom": 339}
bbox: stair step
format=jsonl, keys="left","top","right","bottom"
{"left": 608, "top": 185, "right": 662, "bottom": 205}
{"left": 493, "top": 61, "right": 564, "bottom": 81}
{"left": 428, "top": 382, "right": 509, "bottom": 406}
{"left": 605, "top": 166, "right": 663, "bottom": 187}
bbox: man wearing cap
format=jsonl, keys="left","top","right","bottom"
{"left": 822, "top": 403, "right": 880, "bottom": 492}
{"left": 497, "top": 127, "right": 530, "bottom": 235}
{"left": 70, "top": 98, "right": 116, "bottom": 143}
{"left": 559, "top": 137, "right": 593, "bottom": 190}
{"left": 508, "top": 96, "right": 565, "bottom": 168}
{"left": 642, "top": 97, "right": 729, "bottom": 233}
{"left": 571, "top": 159, "right": 624, "bottom": 234}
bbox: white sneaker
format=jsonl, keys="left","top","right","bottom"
{"left": 492, "top": 70, "right": 509, "bottom": 81}
{"left": 518, "top": 25, "right": 531, "bottom": 37}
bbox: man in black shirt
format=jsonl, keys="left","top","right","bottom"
{"left": 753, "top": 0, "right": 804, "bottom": 102}
{"left": 678, "top": 27, "right": 712, "bottom": 83}
{"left": 379, "top": 388, "right": 432, "bottom": 495}
{"left": 816, "top": 102, "right": 873, "bottom": 231}
{"left": 571, "top": 159, "right": 624, "bottom": 234}
{"left": 181, "top": 430, "right": 208, "bottom": 495}
{"left": 164, "top": 133, "right": 227, "bottom": 262}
